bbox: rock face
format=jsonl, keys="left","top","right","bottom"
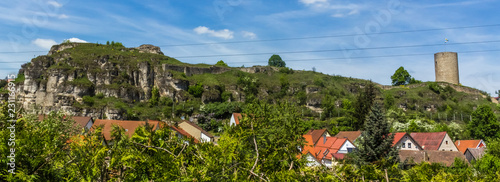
{"left": 15, "top": 44, "right": 230, "bottom": 119}
{"left": 136, "top": 44, "right": 164, "bottom": 55}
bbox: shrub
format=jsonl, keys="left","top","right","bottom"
{"left": 188, "top": 83, "right": 204, "bottom": 97}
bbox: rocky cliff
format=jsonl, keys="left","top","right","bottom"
{"left": 16, "top": 43, "right": 231, "bottom": 119}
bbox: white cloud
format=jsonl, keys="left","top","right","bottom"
{"left": 299, "top": 0, "right": 328, "bottom": 5}
{"left": 58, "top": 14, "right": 69, "bottom": 19}
{"left": 32, "top": 38, "right": 57, "bottom": 49}
{"left": 48, "top": 1, "right": 62, "bottom": 8}
{"left": 65, "top": 38, "right": 87, "bottom": 43}
{"left": 193, "top": 26, "right": 234, "bottom": 39}
{"left": 242, "top": 31, "right": 257, "bottom": 39}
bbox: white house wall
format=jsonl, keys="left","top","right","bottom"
{"left": 230, "top": 115, "right": 237, "bottom": 126}
{"left": 338, "top": 140, "right": 355, "bottom": 154}
{"left": 200, "top": 133, "right": 212, "bottom": 142}
{"left": 398, "top": 136, "right": 421, "bottom": 151}
{"left": 438, "top": 134, "right": 458, "bottom": 151}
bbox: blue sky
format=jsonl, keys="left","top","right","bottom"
{"left": 1, "top": 0, "right": 499, "bottom": 95}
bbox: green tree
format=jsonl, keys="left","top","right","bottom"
{"left": 188, "top": 83, "right": 204, "bottom": 97}
{"left": 352, "top": 82, "right": 376, "bottom": 130}
{"left": 149, "top": 86, "right": 159, "bottom": 106}
{"left": 348, "top": 103, "right": 399, "bottom": 167}
{"left": 391, "top": 66, "right": 412, "bottom": 86}
{"left": 384, "top": 93, "right": 395, "bottom": 109}
{"left": 215, "top": 60, "right": 228, "bottom": 67}
{"left": 467, "top": 105, "right": 500, "bottom": 140}
{"left": 268, "top": 54, "right": 286, "bottom": 67}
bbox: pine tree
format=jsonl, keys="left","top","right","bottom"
{"left": 348, "top": 103, "right": 399, "bottom": 166}
{"left": 352, "top": 82, "right": 376, "bottom": 130}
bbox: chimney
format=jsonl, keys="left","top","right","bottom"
{"left": 323, "top": 135, "right": 327, "bottom": 144}
{"left": 458, "top": 140, "right": 460, "bottom": 146}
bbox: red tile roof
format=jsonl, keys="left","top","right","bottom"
{"left": 301, "top": 135, "right": 315, "bottom": 155}
{"left": 232, "top": 113, "right": 242, "bottom": 125}
{"left": 306, "top": 129, "right": 329, "bottom": 145}
{"left": 334, "top": 131, "right": 362, "bottom": 142}
{"left": 455, "top": 140, "right": 485, "bottom": 154}
{"left": 410, "top": 132, "right": 447, "bottom": 150}
{"left": 91, "top": 119, "right": 161, "bottom": 140}
{"left": 312, "top": 136, "right": 349, "bottom": 160}
{"left": 392, "top": 132, "right": 407, "bottom": 146}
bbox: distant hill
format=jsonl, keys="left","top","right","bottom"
{"left": 6, "top": 42, "right": 497, "bottom": 128}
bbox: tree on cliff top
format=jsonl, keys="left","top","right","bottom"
{"left": 391, "top": 66, "right": 420, "bottom": 86}
{"left": 268, "top": 54, "right": 286, "bottom": 67}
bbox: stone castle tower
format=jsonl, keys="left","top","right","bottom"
{"left": 434, "top": 52, "right": 459, "bottom": 84}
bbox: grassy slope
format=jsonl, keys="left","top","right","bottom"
{"left": 21, "top": 42, "right": 499, "bottom": 135}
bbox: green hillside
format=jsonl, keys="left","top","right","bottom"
{"left": 14, "top": 42, "right": 500, "bottom": 138}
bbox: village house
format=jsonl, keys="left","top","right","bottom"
{"left": 300, "top": 129, "right": 356, "bottom": 167}
{"left": 410, "top": 132, "right": 458, "bottom": 151}
{"left": 71, "top": 116, "right": 94, "bottom": 131}
{"left": 306, "top": 129, "right": 331, "bottom": 145}
{"left": 392, "top": 132, "right": 423, "bottom": 151}
{"left": 454, "top": 139, "right": 486, "bottom": 154}
{"left": 178, "top": 120, "right": 214, "bottom": 143}
{"left": 169, "top": 125, "right": 200, "bottom": 143}
{"left": 399, "top": 150, "right": 467, "bottom": 167}
{"left": 464, "top": 147, "right": 486, "bottom": 163}
{"left": 230, "top": 113, "right": 242, "bottom": 126}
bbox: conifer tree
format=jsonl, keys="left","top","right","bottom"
{"left": 352, "top": 82, "right": 376, "bottom": 130}
{"left": 348, "top": 103, "right": 399, "bottom": 166}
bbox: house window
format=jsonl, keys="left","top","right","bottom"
{"left": 408, "top": 143, "right": 411, "bottom": 148}
{"left": 446, "top": 141, "right": 448, "bottom": 145}
{"left": 402, "top": 143, "right": 405, "bottom": 148}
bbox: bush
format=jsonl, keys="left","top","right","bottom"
{"left": 215, "top": 60, "right": 228, "bottom": 67}
{"left": 188, "top": 83, "right": 204, "bottom": 97}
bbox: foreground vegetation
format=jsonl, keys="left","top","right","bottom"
{"left": 1, "top": 102, "right": 499, "bottom": 181}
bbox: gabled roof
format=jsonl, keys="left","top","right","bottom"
{"left": 179, "top": 120, "right": 214, "bottom": 138}
{"left": 39, "top": 115, "right": 92, "bottom": 129}
{"left": 306, "top": 129, "right": 329, "bottom": 145}
{"left": 399, "top": 150, "right": 467, "bottom": 166}
{"left": 91, "top": 119, "right": 161, "bottom": 140}
{"left": 392, "top": 132, "right": 407, "bottom": 146}
{"left": 314, "top": 137, "right": 349, "bottom": 158}
{"left": 455, "top": 140, "right": 485, "bottom": 154}
{"left": 71, "top": 116, "right": 93, "bottom": 128}
{"left": 232, "top": 113, "right": 242, "bottom": 125}
{"left": 170, "top": 125, "right": 199, "bottom": 143}
{"left": 334, "top": 131, "right": 362, "bottom": 142}
{"left": 410, "top": 132, "right": 447, "bottom": 150}
{"left": 465, "top": 147, "right": 486, "bottom": 160}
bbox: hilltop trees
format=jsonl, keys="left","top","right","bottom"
{"left": 268, "top": 54, "right": 286, "bottom": 67}
{"left": 391, "top": 66, "right": 420, "bottom": 86}
{"left": 216, "top": 60, "right": 228, "bottom": 67}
